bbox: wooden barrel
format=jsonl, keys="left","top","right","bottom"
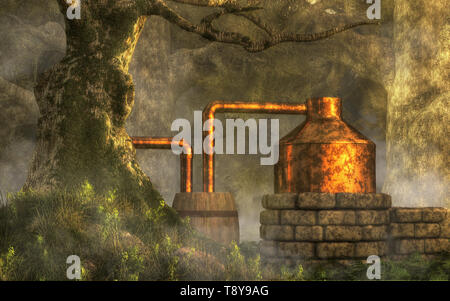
{"left": 172, "top": 192, "right": 240, "bottom": 245}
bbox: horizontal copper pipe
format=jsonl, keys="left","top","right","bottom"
{"left": 132, "top": 137, "right": 193, "bottom": 193}
{"left": 202, "top": 101, "right": 307, "bottom": 192}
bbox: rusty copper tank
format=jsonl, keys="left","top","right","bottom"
{"left": 275, "top": 97, "right": 376, "bottom": 193}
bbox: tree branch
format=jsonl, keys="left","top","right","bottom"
{"left": 234, "top": 12, "right": 275, "bottom": 36}
{"left": 168, "top": 0, "right": 245, "bottom": 8}
{"left": 152, "top": 0, "right": 380, "bottom": 52}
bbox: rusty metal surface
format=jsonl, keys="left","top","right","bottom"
{"left": 275, "top": 97, "right": 376, "bottom": 193}
{"left": 131, "top": 137, "right": 193, "bottom": 192}
{"left": 202, "top": 101, "right": 307, "bottom": 192}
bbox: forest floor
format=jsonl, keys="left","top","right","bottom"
{"left": 0, "top": 184, "right": 449, "bottom": 281}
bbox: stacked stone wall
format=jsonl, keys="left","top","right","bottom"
{"left": 389, "top": 208, "right": 449, "bottom": 258}
{"left": 260, "top": 193, "right": 449, "bottom": 265}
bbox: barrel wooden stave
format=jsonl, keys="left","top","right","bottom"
{"left": 172, "top": 192, "right": 240, "bottom": 245}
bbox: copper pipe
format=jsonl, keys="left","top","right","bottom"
{"left": 132, "top": 137, "right": 193, "bottom": 193}
{"left": 202, "top": 101, "right": 307, "bottom": 192}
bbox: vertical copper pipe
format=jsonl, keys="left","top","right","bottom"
{"left": 202, "top": 101, "right": 307, "bottom": 192}
{"left": 131, "top": 137, "right": 193, "bottom": 192}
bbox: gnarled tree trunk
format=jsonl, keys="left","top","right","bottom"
{"left": 24, "top": 2, "right": 159, "bottom": 200}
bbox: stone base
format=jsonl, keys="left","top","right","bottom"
{"left": 260, "top": 193, "right": 449, "bottom": 265}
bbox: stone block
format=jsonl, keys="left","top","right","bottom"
{"left": 335, "top": 193, "right": 391, "bottom": 209}
{"left": 262, "top": 194, "right": 297, "bottom": 209}
{"left": 318, "top": 210, "right": 356, "bottom": 225}
{"left": 295, "top": 226, "right": 323, "bottom": 241}
{"left": 424, "top": 239, "right": 450, "bottom": 254}
{"left": 441, "top": 219, "right": 450, "bottom": 238}
{"left": 316, "top": 242, "right": 355, "bottom": 259}
{"left": 355, "top": 242, "right": 388, "bottom": 257}
{"left": 356, "top": 210, "right": 389, "bottom": 225}
{"left": 362, "top": 225, "right": 388, "bottom": 240}
{"left": 415, "top": 223, "right": 440, "bottom": 238}
{"left": 389, "top": 223, "right": 414, "bottom": 238}
{"left": 260, "top": 210, "right": 280, "bottom": 225}
{"left": 280, "top": 210, "right": 316, "bottom": 225}
{"left": 260, "top": 240, "right": 278, "bottom": 257}
{"left": 297, "top": 193, "right": 335, "bottom": 209}
{"left": 395, "top": 239, "right": 425, "bottom": 254}
{"left": 260, "top": 225, "right": 294, "bottom": 241}
{"left": 278, "top": 242, "right": 315, "bottom": 258}
{"left": 390, "top": 208, "right": 422, "bottom": 223}
{"left": 324, "top": 226, "right": 363, "bottom": 241}
{"left": 422, "top": 208, "right": 447, "bottom": 223}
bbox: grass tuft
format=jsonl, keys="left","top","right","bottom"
{"left": 0, "top": 186, "right": 448, "bottom": 280}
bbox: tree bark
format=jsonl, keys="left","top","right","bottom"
{"left": 384, "top": 0, "right": 449, "bottom": 207}
{"left": 24, "top": 1, "right": 159, "bottom": 200}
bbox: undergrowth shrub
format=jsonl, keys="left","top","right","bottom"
{"left": 0, "top": 183, "right": 448, "bottom": 281}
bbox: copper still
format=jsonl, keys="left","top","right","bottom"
{"left": 275, "top": 97, "right": 376, "bottom": 193}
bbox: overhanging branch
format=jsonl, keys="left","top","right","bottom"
{"left": 152, "top": 0, "right": 380, "bottom": 52}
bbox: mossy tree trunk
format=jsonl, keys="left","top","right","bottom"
{"left": 384, "top": 0, "right": 449, "bottom": 207}
{"left": 24, "top": 1, "right": 159, "bottom": 200}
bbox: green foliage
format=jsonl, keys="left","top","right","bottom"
{"left": 266, "top": 253, "right": 450, "bottom": 281}
{"left": 0, "top": 184, "right": 191, "bottom": 280}
{"left": 280, "top": 264, "right": 305, "bottom": 281}
{"left": 0, "top": 247, "right": 22, "bottom": 281}
{"left": 225, "top": 242, "right": 262, "bottom": 280}
{"left": 225, "top": 242, "right": 246, "bottom": 280}
{"left": 0, "top": 187, "right": 449, "bottom": 281}
{"left": 118, "top": 246, "right": 144, "bottom": 281}
{"left": 382, "top": 252, "right": 450, "bottom": 280}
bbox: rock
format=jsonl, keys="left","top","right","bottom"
{"left": 389, "top": 223, "right": 414, "bottom": 238}
{"left": 362, "top": 225, "right": 388, "bottom": 240}
{"left": 260, "top": 240, "right": 278, "bottom": 257}
{"left": 280, "top": 210, "right": 316, "bottom": 225}
{"left": 394, "top": 239, "right": 425, "bottom": 255}
{"left": 335, "top": 193, "right": 391, "bottom": 209}
{"left": 424, "top": 239, "right": 450, "bottom": 254}
{"left": 318, "top": 210, "right": 356, "bottom": 225}
{"left": 355, "top": 242, "right": 388, "bottom": 258}
{"left": 295, "top": 226, "right": 323, "bottom": 241}
{"left": 260, "top": 210, "right": 280, "bottom": 225}
{"left": 297, "top": 193, "right": 335, "bottom": 209}
{"left": 324, "top": 226, "right": 363, "bottom": 241}
{"left": 414, "top": 223, "right": 440, "bottom": 238}
{"left": 356, "top": 210, "right": 390, "bottom": 225}
{"left": 278, "top": 242, "right": 315, "bottom": 258}
{"left": 390, "top": 208, "right": 423, "bottom": 223}
{"left": 262, "top": 194, "right": 297, "bottom": 209}
{"left": 422, "top": 208, "right": 447, "bottom": 223}
{"left": 316, "top": 242, "right": 355, "bottom": 259}
{"left": 260, "top": 225, "right": 294, "bottom": 241}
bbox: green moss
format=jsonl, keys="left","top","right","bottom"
{"left": 0, "top": 187, "right": 191, "bottom": 280}
{"left": 1, "top": 190, "right": 449, "bottom": 281}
